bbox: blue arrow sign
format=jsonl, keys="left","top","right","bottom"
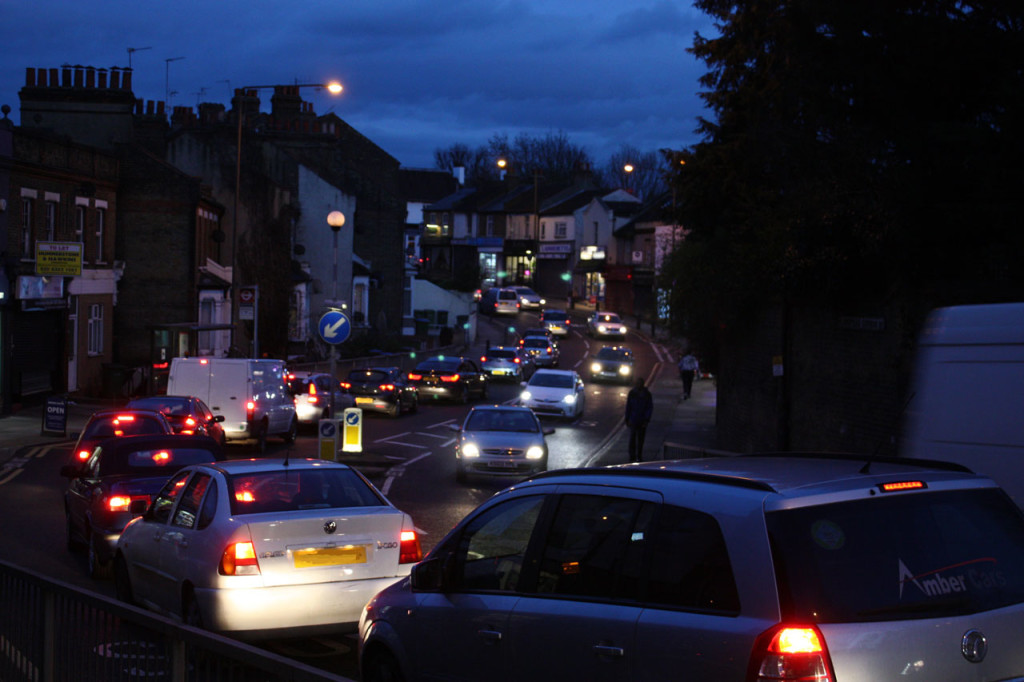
{"left": 318, "top": 310, "right": 351, "bottom": 345}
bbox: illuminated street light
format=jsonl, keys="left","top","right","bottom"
{"left": 231, "top": 80, "right": 343, "bottom": 356}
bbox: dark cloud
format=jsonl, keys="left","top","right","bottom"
{"left": 0, "top": 0, "right": 713, "bottom": 168}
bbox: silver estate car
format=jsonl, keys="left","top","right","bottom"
{"left": 360, "top": 454, "right": 1024, "bottom": 681}
{"left": 114, "top": 458, "right": 422, "bottom": 639}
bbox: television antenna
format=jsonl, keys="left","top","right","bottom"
{"left": 127, "top": 46, "right": 152, "bottom": 69}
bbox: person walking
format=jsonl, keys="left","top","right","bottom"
{"left": 678, "top": 351, "right": 699, "bottom": 400}
{"left": 624, "top": 376, "right": 654, "bottom": 462}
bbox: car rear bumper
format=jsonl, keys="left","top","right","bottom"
{"left": 196, "top": 575, "right": 407, "bottom": 637}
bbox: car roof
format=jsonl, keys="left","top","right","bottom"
{"left": 527, "top": 453, "right": 988, "bottom": 498}
{"left": 199, "top": 458, "right": 354, "bottom": 475}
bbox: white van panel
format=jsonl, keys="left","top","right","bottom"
{"left": 901, "top": 302, "right": 1024, "bottom": 508}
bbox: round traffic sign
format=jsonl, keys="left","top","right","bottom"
{"left": 318, "top": 310, "right": 351, "bottom": 345}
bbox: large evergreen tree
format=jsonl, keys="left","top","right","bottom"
{"left": 666, "top": 0, "right": 1024, "bottom": 344}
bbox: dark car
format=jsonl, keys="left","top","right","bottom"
{"left": 70, "top": 409, "right": 176, "bottom": 466}
{"left": 126, "top": 395, "right": 226, "bottom": 446}
{"left": 539, "top": 309, "right": 572, "bottom": 336}
{"left": 588, "top": 345, "right": 635, "bottom": 384}
{"left": 407, "top": 357, "right": 488, "bottom": 403}
{"left": 61, "top": 434, "right": 225, "bottom": 579}
{"left": 342, "top": 367, "right": 419, "bottom": 417}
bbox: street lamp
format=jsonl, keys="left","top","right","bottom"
{"left": 326, "top": 209, "right": 346, "bottom": 417}
{"left": 230, "top": 80, "right": 342, "bottom": 356}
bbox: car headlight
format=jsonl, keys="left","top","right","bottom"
{"left": 591, "top": 362, "right": 602, "bottom": 373}
{"left": 526, "top": 446, "right": 545, "bottom": 460}
{"left": 520, "top": 390, "right": 533, "bottom": 401}
{"left": 461, "top": 443, "right": 480, "bottom": 458}
{"left": 619, "top": 365, "right": 631, "bottom": 375}
{"left": 539, "top": 298, "right": 546, "bottom": 305}
{"left": 562, "top": 393, "right": 577, "bottom": 404}
{"left": 597, "top": 325, "right": 607, "bottom": 333}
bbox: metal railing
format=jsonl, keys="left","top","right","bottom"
{"left": 0, "top": 560, "right": 354, "bottom": 682}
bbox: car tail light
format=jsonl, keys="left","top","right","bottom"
{"left": 748, "top": 625, "right": 834, "bottom": 681}
{"left": 340, "top": 381, "right": 352, "bottom": 389}
{"left": 440, "top": 374, "right": 460, "bottom": 383}
{"left": 246, "top": 400, "right": 256, "bottom": 421}
{"left": 220, "top": 541, "right": 261, "bottom": 576}
{"left": 235, "top": 490, "right": 255, "bottom": 503}
{"left": 480, "top": 355, "right": 488, "bottom": 362}
{"left": 513, "top": 357, "right": 521, "bottom": 364}
{"left": 77, "top": 449, "right": 91, "bottom": 462}
{"left": 380, "top": 384, "right": 396, "bottom": 392}
{"left": 107, "top": 494, "right": 150, "bottom": 513}
{"left": 309, "top": 383, "right": 318, "bottom": 395}
{"left": 309, "top": 394, "right": 319, "bottom": 405}
{"left": 408, "top": 372, "right": 422, "bottom": 381}
{"left": 399, "top": 530, "right": 422, "bottom": 564}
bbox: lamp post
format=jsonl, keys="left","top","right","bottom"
{"left": 326, "top": 210, "right": 346, "bottom": 417}
{"left": 230, "top": 80, "right": 342, "bottom": 357}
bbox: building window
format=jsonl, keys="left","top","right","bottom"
{"left": 21, "top": 198, "right": 34, "bottom": 258}
{"left": 75, "top": 205, "right": 86, "bottom": 242}
{"left": 95, "top": 208, "right": 106, "bottom": 262}
{"left": 555, "top": 221, "right": 567, "bottom": 239}
{"left": 45, "top": 201, "right": 57, "bottom": 241}
{"left": 541, "top": 222, "right": 546, "bottom": 240}
{"left": 486, "top": 215, "right": 494, "bottom": 237}
{"left": 88, "top": 303, "right": 104, "bottom": 355}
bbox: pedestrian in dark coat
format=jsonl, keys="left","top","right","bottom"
{"left": 678, "top": 352, "right": 699, "bottom": 399}
{"left": 625, "top": 376, "right": 654, "bottom": 462}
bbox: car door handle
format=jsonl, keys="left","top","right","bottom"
{"left": 592, "top": 645, "right": 624, "bottom": 658}
{"left": 477, "top": 629, "right": 502, "bottom": 644}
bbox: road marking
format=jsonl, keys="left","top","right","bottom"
{"left": 0, "top": 466, "right": 25, "bottom": 487}
{"left": 381, "top": 450, "right": 434, "bottom": 495}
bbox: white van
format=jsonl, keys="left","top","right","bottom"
{"left": 167, "top": 357, "right": 297, "bottom": 452}
{"left": 900, "top": 302, "right": 1024, "bottom": 508}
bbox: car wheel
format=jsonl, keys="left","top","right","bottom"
{"left": 363, "top": 648, "right": 406, "bottom": 682}
{"left": 113, "top": 555, "right": 134, "bottom": 604}
{"left": 88, "top": 533, "right": 112, "bottom": 580}
{"left": 184, "top": 589, "right": 205, "bottom": 629}
{"left": 283, "top": 417, "right": 298, "bottom": 444}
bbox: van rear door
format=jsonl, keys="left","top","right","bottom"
{"left": 208, "top": 361, "right": 252, "bottom": 440}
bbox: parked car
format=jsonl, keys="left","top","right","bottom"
{"left": 62, "top": 434, "right": 225, "bottom": 579}
{"left": 520, "top": 336, "right": 559, "bottom": 367}
{"left": 286, "top": 370, "right": 354, "bottom": 425}
{"left": 360, "top": 454, "right": 1024, "bottom": 682}
{"left": 342, "top": 367, "right": 419, "bottom": 417}
{"left": 114, "top": 458, "right": 422, "bottom": 638}
{"left": 70, "top": 409, "right": 175, "bottom": 466}
{"left": 126, "top": 395, "right": 227, "bottom": 446}
{"left": 407, "top": 356, "right": 489, "bottom": 403}
{"left": 511, "top": 286, "right": 545, "bottom": 310}
{"left": 539, "top": 309, "right": 572, "bottom": 336}
{"left": 479, "top": 346, "right": 534, "bottom": 382}
{"left": 588, "top": 346, "right": 635, "bottom": 384}
{"left": 586, "top": 311, "right": 628, "bottom": 339}
{"left": 519, "top": 368, "right": 585, "bottom": 419}
{"left": 450, "top": 405, "right": 555, "bottom": 483}
{"left": 478, "top": 287, "right": 520, "bottom": 316}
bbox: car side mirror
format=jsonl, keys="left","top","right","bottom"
{"left": 411, "top": 554, "right": 451, "bottom": 591}
{"left": 60, "top": 464, "right": 81, "bottom": 479}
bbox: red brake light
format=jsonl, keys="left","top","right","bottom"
{"left": 513, "top": 357, "right": 521, "bottom": 364}
{"left": 184, "top": 417, "right": 197, "bottom": 428}
{"left": 408, "top": 372, "right": 422, "bottom": 381}
{"left": 399, "top": 530, "right": 422, "bottom": 564}
{"left": 200, "top": 358, "right": 209, "bottom": 365}
{"left": 380, "top": 384, "right": 396, "bottom": 391}
{"left": 246, "top": 400, "right": 256, "bottom": 417}
{"left": 340, "top": 381, "right": 352, "bottom": 389}
{"left": 750, "top": 625, "right": 833, "bottom": 681}
{"left": 881, "top": 480, "right": 926, "bottom": 492}
{"left": 77, "top": 449, "right": 91, "bottom": 462}
{"left": 152, "top": 450, "right": 171, "bottom": 464}
{"left": 440, "top": 373, "right": 460, "bottom": 383}
{"left": 309, "top": 395, "right": 319, "bottom": 404}
{"left": 220, "top": 541, "right": 261, "bottom": 576}
{"left": 480, "top": 355, "right": 488, "bottom": 362}
{"left": 236, "top": 490, "right": 255, "bottom": 503}
{"left": 107, "top": 495, "right": 132, "bottom": 512}
{"left": 309, "top": 383, "right": 318, "bottom": 395}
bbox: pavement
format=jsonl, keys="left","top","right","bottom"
{"left": 0, "top": 299, "right": 722, "bottom": 473}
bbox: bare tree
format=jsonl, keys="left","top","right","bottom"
{"left": 601, "top": 145, "right": 666, "bottom": 200}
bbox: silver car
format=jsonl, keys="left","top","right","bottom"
{"left": 113, "top": 458, "right": 421, "bottom": 638}
{"left": 450, "top": 405, "right": 554, "bottom": 483}
{"left": 520, "top": 368, "right": 585, "bottom": 419}
{"left": 512, "top": 286, "right": 545, "bottom": 310}
{"left": 586, "top": 311, "right": 628, "bottom": 339}
{"left": 360, "top": 455, "right": 1024, "bottom": 682}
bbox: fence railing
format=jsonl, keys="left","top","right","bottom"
{"left": 0, "top": 560, "right": 354, "bottom": 682}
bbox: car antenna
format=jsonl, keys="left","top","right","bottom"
{"left": 860, "top": 390, "right": 915, "bottom": 474}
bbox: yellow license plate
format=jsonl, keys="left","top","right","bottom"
{"left": 355, "top": 397, "right": 374, "bottom": 405}
{"left": 293, "top": 545, "right": 367, "bottom": 568}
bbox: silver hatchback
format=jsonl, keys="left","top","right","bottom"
{"left": 360, "top": 455, "right": 1024, "bottom": 681}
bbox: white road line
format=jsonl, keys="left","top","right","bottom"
{"left": 376, "top": 431, "right": 412, "bottom": 441}
{"left": 381, "top": 450, "right": 434, "bottom": 495}
{"left": 416, "top": 432, "right": 451, "bottom": 440}
{"left": 0, "top": 468, "right": 24, "bottom": 487}
{"left": 377, "top": 441, "right": 431, "bottom": 450}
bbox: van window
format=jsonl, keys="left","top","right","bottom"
{"left": 498, "top": 290, "right": 518, "bottom": 301}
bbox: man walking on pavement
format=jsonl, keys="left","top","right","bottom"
{"left": 678, "top": 351, "right": 699, "bottom": 400}
{"left": 625, "top": 376, "right": 654, "bottom": 462}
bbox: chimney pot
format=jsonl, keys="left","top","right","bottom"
{"left": 25, "top": 67, "right": 35, "bottom": 86}
{"left": 62, "top": 65, "right": 72, "bottom": 87}
{"left": 122, "top": 68, "right": 132, "bottom": 91}
{"left": 98, "top": 69, "right": 107, "bottom": 88}
{"left": 110, "top": 68, "right": 120, "bottom": 89}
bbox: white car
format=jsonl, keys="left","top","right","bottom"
{"left": 586, "top": 311, "right": 628, "bottom": 339}
{"left": 113, "top": 458, "right": 422, "bottom": 639}
{"left": 512, "top": 286, "right": 545, "bottom": 310}
{"left": 519, "top": 369, "right": 585, "bottom": 419}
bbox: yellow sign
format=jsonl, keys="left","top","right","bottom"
{"left": 35, "top": 242, "right": 83, "bottom": 276}
{"left": 342, "top": 408, "right": 363, "bottom": 453}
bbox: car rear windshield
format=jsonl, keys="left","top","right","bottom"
{"left": 767, "top": 487, "right": 1024, "bottom": 622}
{"left": 228, "top": 468, "right": 387, "bottom": 515}
{"left": 349, "top": 370, "right": 390, "bottom": 383}
{"left": 84, "top": 415, "right": 166, "bottom": 439}
{"left": 416, "top": 359, "right": 460, "bottom": 371}
{"left": 498, "top": 290, "right": 518, "bottom": 300}
{"left": 286, "top": 377, "right": 312, "bottom": 394}
{"left": 523, "top": 338, "right": 550, "bottom": 349}
{"left": 486, "top": 350, "right": 517, "bottom": 359}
